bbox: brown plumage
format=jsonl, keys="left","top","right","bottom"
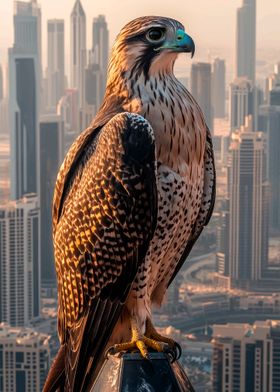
{"left": 44, "top": 16, "right": 215, "bottom": 392}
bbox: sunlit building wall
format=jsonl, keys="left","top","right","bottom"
{"left": 228, "top": 116, "right": 269, "bottom": 289}
{"left": 0, "top": 324, "right": 50, "bottom": 392}
{"left": 212, "top": 320, "right": 280, "bottom": 392}
{"left": 0, "top": 195, "right": 41, "bottom": 326}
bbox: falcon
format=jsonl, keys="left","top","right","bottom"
{"left": 44, "top": 16, "right": 215, "bottom": 392}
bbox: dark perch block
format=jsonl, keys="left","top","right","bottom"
{"left": 92, "top": 352, "right": 195, "bottom": 391}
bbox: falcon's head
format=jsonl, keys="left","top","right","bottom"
{"left": 107, "top": 16, "right": 195, "bottom": 83}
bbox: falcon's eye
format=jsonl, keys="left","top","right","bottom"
{"left": 146, "top": 28, "right": 165, "bottom": 43}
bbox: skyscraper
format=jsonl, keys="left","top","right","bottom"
{"left": 39, "top": 115, "right": 64, "bottom": 288}
{"left": 92, "top": 15, "right": 109, "bottom": 74}
{"left": 13, "top": 0, "right": 42, "bottom": 66}
{"left": 47, "top": 19, "right": 65, "bottom": 111}
{"left": 259, "top": 105, "right": 280, "bottom": 231}
{"left": 228, "top": 117, "right": 269, "bottom": 289}
{"left": 230, "top": 78, "right": 254, "bottom": 132}
{"left": 236, "top": 0, "right": 256, "bottom": 84}
{"left": 212, "top": 58, "right": 226, "bottom": 118}
{"left": 0, "top": 324, "right": 50, "bottom": 392}
{"left": 0, "top": 195, "right": 41, "bottom": 327}
{"left": 70, "top": 0, "right": 86, "bottom": 108}
{"left": 191, "top": 62, "right": 213, "bottom": 130}
{"left": 92, "top": 15, "right": 109, "bottom": 102}
{"left": 0, "top": 65, "right": 3, "bottom": 102}
{"left": 212, "top": 320, "right": 280, "bottom": 392}
{"left": 9, "top": 0, "right": 41, "bottom": 200}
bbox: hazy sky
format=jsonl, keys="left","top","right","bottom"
{"left": 0, "top": 0, "right": 279, "bottom": 76}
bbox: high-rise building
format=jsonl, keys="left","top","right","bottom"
{"left": 13, "top": 0, "right": 42, "bottom": 65}
{"left": 92, "top": 15, "right": 109, "bottom": 102}
{"left": 70, "top": 0, "right": 86, "bottom": 108}
{"left": 0, "top": 65, "right": 3, "bottom": 102}
{"left": 236, "top": 0, "right": 256, "bottom": 84}
{"left": 47, "top": 19, "right": 65, "bottom": 111}
{"left": 9, "top": 51, "right": 39, "bottom": 199}
{"left": 92, "top": 15, "right": 109, "bottom": 73}
{"left": 39, "top": 115, "right": 64, "bottom": 288}
{"left": 269, "top": 86, "right": 280, "bottom": 106}
{"left": 212, "top": 58, "right": 226, "bottom": 118}
{"left": 228, "top": 117, "right": 269, "bottom": 289}
{"left": 0, "top": 195, "right": 41, "bottom": 326}
{"left": 259, "top": 105, "right": 280, "bottom": 231}
{"left": 230, "top": 77, "right": 254, "bottom": 132}
{"left": 216, "top": 200, "right": 230, "bottom": 278}
{"left": 57, "top": 88, "right": 79, "bottom": 152}
{"left": 9, "top": 0, "right": 41, "bottom": 200}
{"left": 0, "top": 324, "right": 50, "bottom": 392}
{"left": 212, "top": 320, "right": 280, "bottom": 392}
{"left": 265, "top": 63, "right": 280, "bottom": 104}
{"left": 191, "top": 62, "right": 213, "bottom": 130}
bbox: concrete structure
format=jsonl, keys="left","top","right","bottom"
{"left": 9, "top": 0, "right": 41, "bottom": 200}
{"left": 47, "top": 19, "right": 65, "bottom": 111}
{"left": 258, "top": 105, "right": 280, "bottom": 231}
{"left": 0, "top": 65, "right": 3, "bottom": 102}
{"left": 270, "top": 86, "right": 280, "bottom": 107}
{"left": 0, "top": 323, "right": 50, "bottom": 392}
{"left": 70, "top": 0, "right": 86, "bottom": 108}
{"left": 39, "top": 115, "right": 63, "bottom": 288}
{"left": 212, "top": 320, "right": 280, "bottom": 392}
{"left": 92, "top": 14, "right": 109, "bottom": 102}
{"left": 212, "top": 58, "right": 226, "bottom": 118}
{"left": 228, "top": 117, "right": 269, "bottom": 289}
{"left": 216, "top": 200, "right": 230, "bottom": 277}
{"left": 0, "top": 195, "right": 41, "bottom": 326}
{"left": 236, "top": 0, "right": 256, "bottom": 84}
{"left": 230, "top": 78, "right": 254, "bottom": 132}
{"left": 191, "top": 62, "right": 213, "bottom": 130}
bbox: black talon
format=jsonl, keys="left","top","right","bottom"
{"left": 164, "top": 346, "right": 176, "bottom": 363}
{"left": 105, "top": 345, "right": 117, "bottom": 358}
{"left": 174, "top": 342, "right": 182, "bottom": 360}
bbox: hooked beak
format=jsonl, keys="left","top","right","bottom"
{"left": 154, "top": 29, "right": 195, "bottom": 58}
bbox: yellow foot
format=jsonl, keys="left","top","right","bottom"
{"left": 107, "top": 317, "right": 166, "bottom": 359}
{"left": 108, "top": 335, "right": 165, "bottom": 359}
{"left": 106, "top": 317, "right": 182, "bottom": 362}
{"left": 145, "top": 318, "right": 182, "bottom": 361}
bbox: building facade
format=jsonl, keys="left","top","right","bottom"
{"left": 228, "top": 117, "right": 269, "bottom": 289}
{"left": 236, "top": 0, "right": 256, "bottom": 84}
{"left": 70, "top": 0, "right": 86, "bottom": 108}
{"left": 0, "top": 195, "right": 40, "bottom": 326}
{"left": 9, "top": 0, "right": 41, "bottom": 200}
{"left": 47, "top": 19, "right": 65, "bottom": 111}
{"left": 92, "top": 14, "right": 109, "bottom": 103}
{"left": 0, "top": 324, "right": 50, "bottom": 392}
{"left": 191, "top": 62, "right": 213, "bottom": 130}
{"left": 258, "top": 105, "right": 280, "bottom": 231}
{"left": 230, "top": 78, "right": 254, "bottom": 133}
{"left": 212, "top": 58, "right": 226, "bottom": 119}
{"left": 39, "top": 115, "right": 63, "bottom": 287}
{"left": 212, "top": 320, "right": 280, "bottom": 392}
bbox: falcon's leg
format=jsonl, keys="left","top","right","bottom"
{"left": 107, "top": 317, "right": 165, "bottom": 359}
{"left": 145, "top": 317, "right": 182, "bottom": 360}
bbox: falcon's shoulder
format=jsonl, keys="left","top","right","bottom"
{"left": 168, "top": 126, "right": 216, "bottom": 286}
{"left": 53, "top": 112, "right": 158, "bottom": 391}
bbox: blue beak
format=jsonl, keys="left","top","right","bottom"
{"left": 154, "top": 29, "right": 195, "bottom": 58}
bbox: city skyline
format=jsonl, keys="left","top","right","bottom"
{"left": 0, "top": 1, "right": 279, "bottom": 75}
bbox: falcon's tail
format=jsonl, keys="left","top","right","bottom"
{"left": 42, "top": 345, "right": 65, "bottom": 392}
